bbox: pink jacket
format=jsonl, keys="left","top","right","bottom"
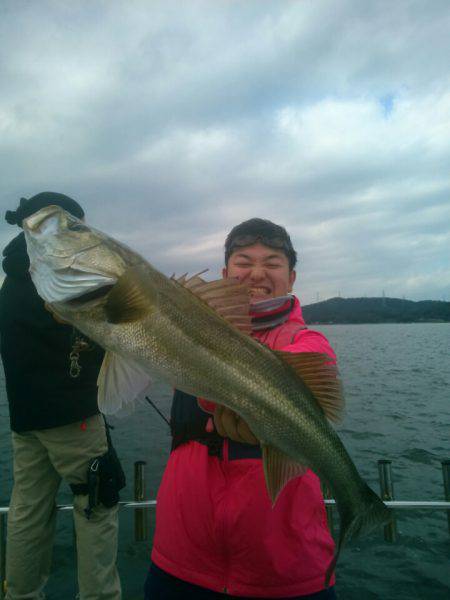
{"left": 151, "top": 297, "right": 336, "bottom": 597}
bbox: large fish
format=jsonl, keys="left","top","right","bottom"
{"left": 23, "top": 205, "right": 390, "bottom": 584}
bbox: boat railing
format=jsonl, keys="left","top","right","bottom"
{"left": 0, "top": 459, "right": 449, "bottom": 600}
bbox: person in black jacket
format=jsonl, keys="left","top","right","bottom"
{"left": 0, "top": 192, "right": 122, "bottom": 600}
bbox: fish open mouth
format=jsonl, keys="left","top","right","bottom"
{"left": 66, "top": 283, "right": 116, "bottom": 306}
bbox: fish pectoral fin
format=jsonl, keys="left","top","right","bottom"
{"left": 97, "top": 351, "right": 153, "bottom": 415}
{"left": 262, "top": 444, "right": 308, "bottom": 505}
{"left": 274, "top": 351, "right": 345, "bottom": 424}
{"left": 105, "top": 266, "right": 154, "bottom": 324}
{"left": 173, "top": 273, "right": 252, "bottom": 334}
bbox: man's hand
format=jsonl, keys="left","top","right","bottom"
{"left": 213, "top": 405, "right": 259, "bottom": 445}
{"left": 45, "top": 303, "right": 70, "bottom": 324}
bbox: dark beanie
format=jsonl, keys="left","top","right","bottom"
{"left": 5, "top": 192, "right": 84, "bottom": 228}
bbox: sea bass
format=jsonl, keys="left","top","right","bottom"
{"left": 23, "top": 205, "right": 390, "bottom": 583}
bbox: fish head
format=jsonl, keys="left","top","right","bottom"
{"left": 23, "top": 205, "right": 141, "bottom": 316}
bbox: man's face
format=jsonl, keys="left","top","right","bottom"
{"left": 223, "top": 242, "right": 296, "bottom": 301}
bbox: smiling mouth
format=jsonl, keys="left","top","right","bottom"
{"left": 250, "top": 287, "right": 271, "bottom": 296}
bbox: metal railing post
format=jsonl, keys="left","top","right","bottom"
{"left": 322, "top": 483, "right": 335, "bottom": 538}
{"left": 134, "top": 461, "right": 148, "bottom": 541}
{"left": 378, "top": 459, "right": 397, "bottom": 542}
{"left": 0, "top": 513, "right": 6, "bottom": 600}
{"left": 442, "top": 460, "right": 450, "bottom": 535}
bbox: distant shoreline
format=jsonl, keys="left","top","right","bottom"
{"left": 302, "top": 296, "right": 450, "bottom": 325}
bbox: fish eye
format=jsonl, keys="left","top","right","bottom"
{"left": 67, "top": 222, "right": 89, "bottom": 232}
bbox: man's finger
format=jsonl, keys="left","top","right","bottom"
{"left": 45, "top": 303, "right": 69, "bottom": 324}
{"left": 218, "top": 407, "right": 240, "bottom": 441}
{"left": 213, "top": 405, "right": 228, "bottom": 438}
{"left": 236, "top": 418, "right": 259, "bottom": 445}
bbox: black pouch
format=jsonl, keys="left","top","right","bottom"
{"left": 70, "top": 421, "right": 126, "bottom": 518}
{"left": 97, "top": 435, "right": 126, "bottom": 508}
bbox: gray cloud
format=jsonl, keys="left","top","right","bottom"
{"left": 1, "top": 0, "right": 449, "bottom": 305}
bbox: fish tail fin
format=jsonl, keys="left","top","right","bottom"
{"left": 325, "top": 483, "right": 391, "bottom": 587}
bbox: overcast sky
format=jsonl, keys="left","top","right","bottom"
{"left": 1, "top": 0, "right": 449, "bottom": 305}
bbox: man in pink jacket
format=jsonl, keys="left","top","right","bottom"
{"left": 146, "top": 218, "right": 337, "bottom": 599}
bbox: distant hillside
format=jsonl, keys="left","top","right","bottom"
{"left": 302, "top": 297, "right": 450, "bottom": 324}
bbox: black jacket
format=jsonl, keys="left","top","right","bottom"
{"left": 170, "top": 390, "right": 262, "bottom": 460}
{"left": 0, "top": 233, "right": 103, "bottom": 432}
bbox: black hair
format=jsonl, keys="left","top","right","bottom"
{"left": 224, "top": 218, "right": 297, "bottom": 270}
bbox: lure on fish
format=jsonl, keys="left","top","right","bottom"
{"left": 24, "top": 205, "right": 391, "bottom": 584}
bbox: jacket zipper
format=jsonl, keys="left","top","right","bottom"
{"left": 221, "top": 437, "right": 230, "bottom": 594}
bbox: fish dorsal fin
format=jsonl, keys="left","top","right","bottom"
{"left": 274, "top": 351, "right": 345, "bottom": 423}
{"left": 171, "top": 269, "right": 209, "bottom": 289}
{"left": 173, "top": 272, "right": 252, "bottom": 334}
{"left": 262, "top": 444, "right": 308, "bottom": 504}
{"left": 97, "top": 350, "right": 153, "bottom": 415}
{"left": 105, "top": 266, "right": 155, "bottom": 324}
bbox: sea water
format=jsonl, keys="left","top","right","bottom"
{"left": 0, "top": 323, "right": 449, "bottom": 599}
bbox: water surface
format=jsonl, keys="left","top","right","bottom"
{"left": 1, "top": 323, "right": 449, "bottom": 599}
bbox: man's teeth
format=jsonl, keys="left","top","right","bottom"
{"left": 250, "top": 287, "right": 270, "bottom": 295}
